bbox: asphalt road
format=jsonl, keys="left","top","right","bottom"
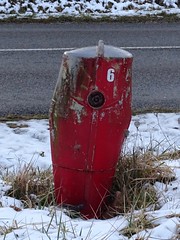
{"left": 0, "top": 22, "right": 180, "bottom": 117}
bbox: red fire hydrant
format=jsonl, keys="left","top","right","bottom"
{"left": 49, "top": 40, "right": 133, "bottom": 218}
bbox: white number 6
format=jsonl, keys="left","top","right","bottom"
{"left": 107, "top": 68, "right": 115, "bottom": 82}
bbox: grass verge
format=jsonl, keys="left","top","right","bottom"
{"left": 0, "top": 13, "right": 180, "bottom": 23}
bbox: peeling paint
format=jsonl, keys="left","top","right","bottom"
{"left": 100, "top": 112, "right": 105, "bottom": 121}
{"left": 65, "top": 55, "right": 81, "bottom": 93}
{"left": 52, "top": 59, "right": 71, "bottom": 118}
{"left": 118, "top": 95, "right": 124, "bottom": 106}
{"left": 113, "top": 107, "right": 121, "bottom": 116}
{"left": 92, "top": 111, "right": 98, "bottom": 123}
{"left": 50, "top": 128, "right": 55, "bottom": 142}
{"left": 73, "top": 96, "right": 84, "bottom": 102}
{"left": 94, "top": 85, "right": 99, "bottom": 91}
{"left": 123, "top": 58, "right": 126, "bottom": 65}
{"left": 113, "top": 62, "right": 121, "bottom": 71}
{"left": 125, "top": 86, "right": 131, "bottom": 99}
{"left": 113, "top": 85, "right": 118, "bottom": 98}
{"left": 126, "top": 68, "right": 132, "bottom": 82}
{"left": 80, "top": 84, "right": 88, "bottom": 91}
{"left": 70, "top": 99, "right": 86, "bottom": 124}
{"left": 74, "top": 144, "right": 81, "bottom": 151}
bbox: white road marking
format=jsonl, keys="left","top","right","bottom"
{"left": 0, "top": 46, "right": 180, "bottom": 52}
{"left": 0, "top": 47, "right": 74, "bottom": 52}
{"left": 123, "top": 46, "right": 180, "bottom": 50}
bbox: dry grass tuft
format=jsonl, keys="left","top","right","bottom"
{"left": 122, "top": 211, "right": 156, "bottom": 238}
{"left": 3, "top": 162, "right": 54, "bottom": 208}
{"left": 2, "top": 150, "right": 177, "bottom": 221}
{"left": 103, "top": 151, "right": 175, "bottom": 218}
{"left": 158, "top": 150, "right": 180, "bottom": 160}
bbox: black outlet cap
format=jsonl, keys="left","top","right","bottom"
{"left": 88, "top": 91, "right": 105, "bottom": 108}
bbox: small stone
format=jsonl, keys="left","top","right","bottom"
{"left": 134, "top": 120, "right": 141, "bottom": 129}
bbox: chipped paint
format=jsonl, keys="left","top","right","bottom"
{"left": 118, "top": 95, "right": 124, "bottom": 106}
{"left": 74, "top": 144, "right": 81, "bottom": 151}
{"left": 49, "top": 99, "right": 58, "bottom": 142}
{"left": 113, "top": 85, "right": 118, "bottom": 98}
{"left": 92, "top": 111, "right": 98, "bottom": 123}
{"left": 113, "top": 62, "right": 121, "bottom": 71}
{"left": 70, "top": 99, "right": 86, "bottom": 124}
{"left": 73, "top": 96, "right": 84, "bottom": 102}
{"left": 126, "top": 68, "right": 132, "bottom": 82}
{"left": 65, "top": 55, "right": 81, "bottom": 93}
{"left": 100, "top": 111, "right": 105, "bottom": 121}
{"left": 125, "top": 86, "right": 131, "bottom": 99}
{"left": 114, "top": 107, "right": 121, "bottom": 116}
{"left": 80, "top": 84, "right": 88, "bottom": 91}
{"left": 50, "top": 128, "right": 55, "bottom": 142}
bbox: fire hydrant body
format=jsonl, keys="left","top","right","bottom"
{"left": 49, "top": 41, "right": 133, "bottom": 218}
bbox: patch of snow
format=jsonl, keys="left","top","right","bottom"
{"left": 0, "top": 0, "right": 179, "bottom": 20}
{"left": 124, "top": 113, "right": 180, "bottom": 155}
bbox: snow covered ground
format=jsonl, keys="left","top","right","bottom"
{"left": 0, "top": 113, "right": 180, "bottom": 239}
{"left": 0, "top": 0, "right": 180, "bottom": 20}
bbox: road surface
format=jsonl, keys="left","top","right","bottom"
{"left": 0, "top": 22, "right": 179, "bottom": 117}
